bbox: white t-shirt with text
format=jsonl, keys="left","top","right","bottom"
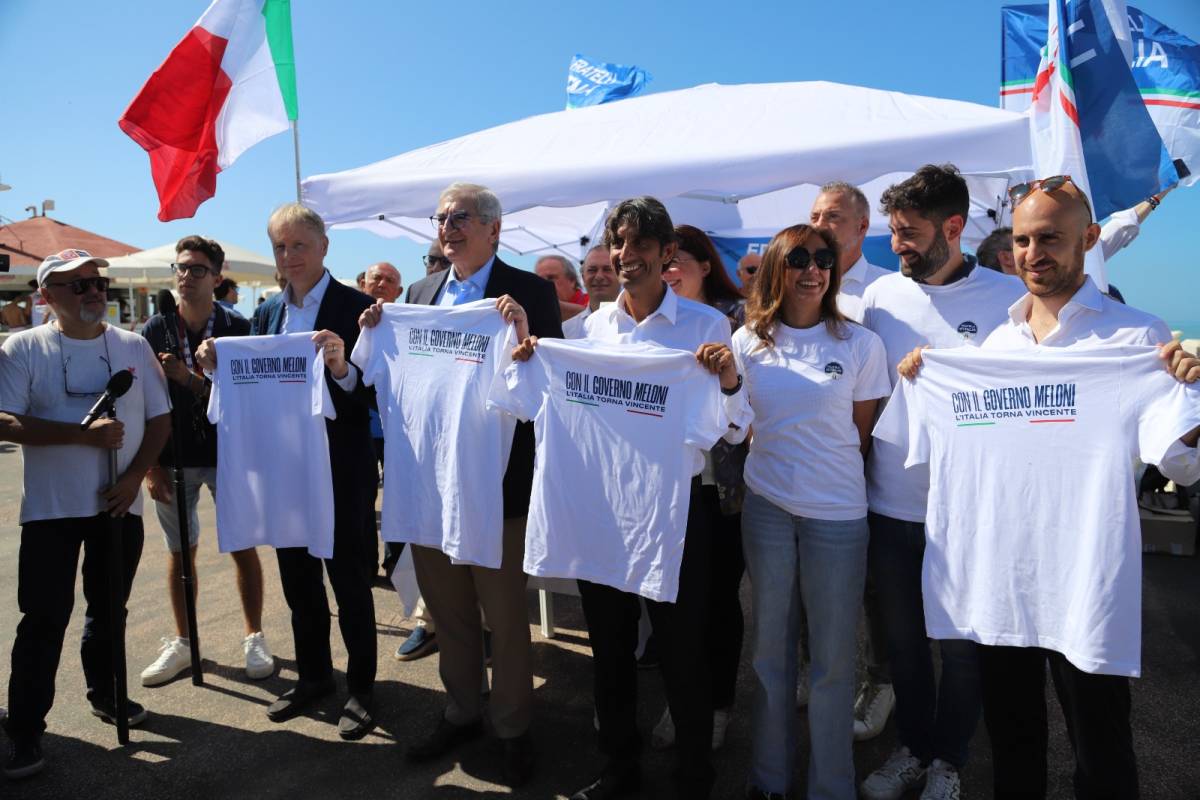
{"left": 861, "top": 266, "right": 1026, "bottom": 521}
{"left": 352, "top": 301, "right": 516, "bottom": 568}
{"left": 874, "top": 346, "right": 1200, "bottom": 676}
{"left": 488, "top": 337, "right": 728, "bottom": 602}
{"left": 207, "top": 333, "right": 335, "bottom": 558}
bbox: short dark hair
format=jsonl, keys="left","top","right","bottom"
{"left": 603, "top": 196, "right": 676, "bottom": 249}
{"left": 879, "top": 164, "right": 970, "bottom": 226}
{"left": 175, "top": 235, "right": 225, "bottom": 273}
{"left": 976, "top": 227, "right": 1013, "bottom": 271}
{"left": 214, "top": 277, "right": 238, "bottom": 300}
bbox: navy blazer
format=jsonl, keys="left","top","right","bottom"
{"left": 253, "top": 274, "right": 378, "bottom": 524}
{"left": 405, "top": 256, "right": 563, "bottom": 519}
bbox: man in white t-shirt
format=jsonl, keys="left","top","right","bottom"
{"left": 0, "top": 250, "right": 171, "bottom": 780}
{"left": 810, "top": 181, "right": 892, "bottom": 324}
{"left": 897, "top": 175, "right": 1200, "bottom": 799}
{"left": 514, "top": 196, "right": 752, "bottom": 800}
{"left": 808, "top": 179, "right": 896, "bottom": 741}
{"left": 858, "top": 165, "right": 1026, "bottom": 800}
{"left": 562, "top": 244, "right": 618, "bottom": 339}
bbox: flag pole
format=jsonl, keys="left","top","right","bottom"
{"left": 292, "top": 119, "right": 302, "bottom": 203}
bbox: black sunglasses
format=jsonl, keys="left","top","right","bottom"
{"left": 423, "top": 254, "right": 452, "bottom": 269}
{"left": 170, "top": 262, "right": 216, "bottom": 279}
{"left": 784, "top": 246, "right": 836, "bottom": 271}
{"left": 45, "top": 276, "right": 111, "bottom": 294}
{"left": 744, "top": 266, "right": 758, "bottom": 275}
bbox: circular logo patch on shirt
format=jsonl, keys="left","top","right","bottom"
{"left": 824, "top": 361, "right": 844, "bottom": 379}
{"left": 957, "top": 321, "right": 979, "bottom": 339}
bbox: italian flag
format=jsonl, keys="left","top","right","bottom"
{"left": 119, "top": 0, "right": 298, "bottom": 221}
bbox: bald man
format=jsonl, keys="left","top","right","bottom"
{"left": 364, "top": 262, "right": 403, "bottom": 304}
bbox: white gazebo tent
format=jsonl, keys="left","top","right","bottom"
{"left": 105, "top": 240, "right": 277, "bottom": 286}
{"left": 302, "top": 81, "right": 1034, "bottom": 260}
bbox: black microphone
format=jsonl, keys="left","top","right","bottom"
{"left": 157, "top": 290, "right": 180, "bottom": 355}
{"left": 80, "top": 369, "right": 134, "bottom": 430}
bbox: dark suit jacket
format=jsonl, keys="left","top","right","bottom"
{"left": 406, "top": 256, "right": 563, "bottom": 519}
{"left": 253, "top": 273, "right": 378, "bottom": 535}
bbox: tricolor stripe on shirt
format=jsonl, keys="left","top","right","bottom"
{"left": 119, "top": 0, "right": 297, "bottom": 221}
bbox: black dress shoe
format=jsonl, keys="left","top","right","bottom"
{"left": 338, "top": 694, "right": 375, "bottom": 740}
{"left": 569, "top": 760, "right": 641, "bottom": 800}
{"left": 501, "top": 731, "right": 535, "bottom": 787}
{"left": 406, "top": 717, "right": 484, "bottom": 763}
{"left": 266, "top": 679, "right": 336, "bottom": 722}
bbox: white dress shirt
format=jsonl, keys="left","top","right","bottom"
{"left": 584, "top": 283, "right": 753, "bottom": 475}
{"left": 983, "top": 275, "right": 1198, "bottom": 483}
{"left": 836, "top": 255, "right": 892, "bottom": 323}
{"left": 282, "top": 269, "right": 357, "bottom": 391}
{"left": 561, "top": 306, "right": 592, "bottom": 339}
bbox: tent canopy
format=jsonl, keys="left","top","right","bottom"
{"left": 303, "top": 80, "right": 1033, "bottom": 258}
{"left": 105, "top": 240, "right": 277, "bottom": 286}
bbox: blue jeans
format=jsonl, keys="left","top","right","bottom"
{"left": 867, "top": 512, "right": 981, "bottom": 768}
{"left": 742, "top": 490, "right": 868, "bottom": 799}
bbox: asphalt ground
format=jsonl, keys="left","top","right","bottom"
{"left": 1, "top": 441, "right": 1198, "bottom": 799}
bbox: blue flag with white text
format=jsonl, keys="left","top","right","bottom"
{"left": 566, "top": 54, "right": 651, "bottom": 109}
{"left": 1003, "top": 3, "right": 1197, "bottom": 192}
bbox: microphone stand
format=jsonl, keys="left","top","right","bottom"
{"left": 164, "top": 312, "right": 203, "bottom": 685}
{"left": 102, "top": 401, "right": 131, "bottom": 745}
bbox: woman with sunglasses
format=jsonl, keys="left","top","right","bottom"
{"left": 732, "top": 224, "right": 891, "bottom": 800}
{"left": 651, "top": 225, "right": 750, "bottom": 752}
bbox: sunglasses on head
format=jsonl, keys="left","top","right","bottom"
{"left": 44, "top": 276, "right": 111, "bottom": 294}
{"left": 784, "top": 246, "right": 836, "bottom": 271}
{"left": 1008, "top": 175, "right": 1094, "bottom": 220}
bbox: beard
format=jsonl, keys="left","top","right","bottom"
{"left": 78, "top": 304, "right": 106, "bottom": 324}
{"left": 899, "top": 229, "right": 951, "bottom": 282}
{"left": 1024, "top": 241, "right": 1087, "bottom": 298}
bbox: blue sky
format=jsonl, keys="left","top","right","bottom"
{"left": 2, "top": 0, "right": 1198, "bottom": 328}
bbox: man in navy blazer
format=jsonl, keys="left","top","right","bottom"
{"left": 363, "top": 182, "right": 562, "bottom": 786}
{"left": 198, "top": 203, "right": 379, "bottom": 741}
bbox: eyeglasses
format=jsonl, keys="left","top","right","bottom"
{"left": 744, "top": 266, "right": 758, "bottom": 275}
{"left": 429, "top": 211, "right": 481, "bottom": 231}
{"left": 44, "top": 276, "right": 110, "bottom": 294}
{"left": 1008, "top": 175, "right": 1094, "bottom": 220}
{"left": 784, "top": 246, "right": 836, "bottom": 271}
{"left": 58, "top": 328, "right": 112, "bottom": 399}
{"left": 422, "top": 254, "right": 452, "bottom": 269}
{"left": 170, "top": 262, "right": 216, "bottom": 279}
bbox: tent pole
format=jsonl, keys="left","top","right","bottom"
{"left": 292, "top": 120, "right": 303, "bottom": 203}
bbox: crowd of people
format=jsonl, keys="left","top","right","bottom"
{"left": 0, "top": 166, "right": 1197, "bottom": 800}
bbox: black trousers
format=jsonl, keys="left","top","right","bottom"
{"left": 978, "top": 644, "right": 1139, "bottom": 799}
{"left": 700, "top": 485, "right": 744, "bottom": 710}
{"left": 276, "top": 497, "right": 377, "bottom": 698}
{"left": 5, "top": 514, "right": 144, "bottom": 742}
{"left": 578, "top": 479, "right": 714, "bottom": 798}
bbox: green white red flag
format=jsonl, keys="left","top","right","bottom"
{"left": 119, "top": 0, "right": 298, "bottom": 221}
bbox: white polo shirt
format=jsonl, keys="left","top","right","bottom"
{"left": 836, "top": 255, "right": 892, "bottom": 323}
{"left": 584, "top": 284, "right": 753, "bottom": 475}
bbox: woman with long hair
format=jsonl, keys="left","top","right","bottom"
{"left": 651, "top": 224, "right": 748, "bottom": 752}
{"left": 733, "top": 224, "right": 891, "bottom": 799}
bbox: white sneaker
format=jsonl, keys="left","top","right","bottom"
{"left": 243, "top": 631, "right": 275, "bottom": 679}
{"left": 795, "top": 663, "right": 810, "bottom": 708}
{"left": 711, "top": 708, "right": 731, "bottom": 751}
{"left": 651, "top": 706, "right": 675, "bottom": 750}
{"left": 141, "top": 636, "right": 190, "bottom": 687}
{"left": 860, "top": 746, "right": 927, "bottom": 800}
{"left": 920, "top": 759, "right": 961, "bottom": 800}
{"left": 853, "top": 681, "right": 896, "bottom": 741}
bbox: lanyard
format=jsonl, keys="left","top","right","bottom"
{"left": 176, "top": 310, "right": 215, "bottom": 375}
